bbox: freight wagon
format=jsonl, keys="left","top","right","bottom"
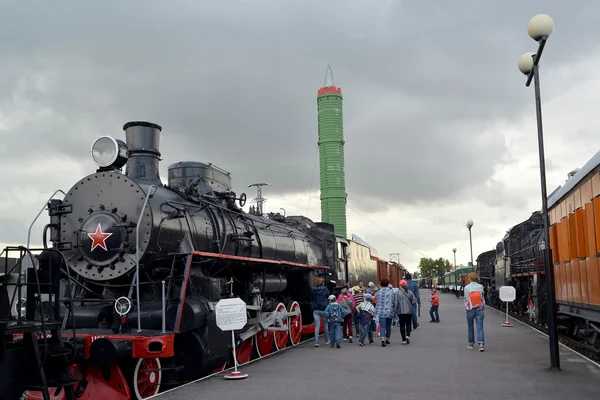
{"left": 334, "top": 237, "right": 404, "bottom": 289}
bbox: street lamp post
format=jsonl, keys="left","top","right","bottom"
{"left": 517, "top": 13, "right": 560, "bottom": 370}
{"left": 466, "top": 220, "right": 474, "bottom": 268}
{"left": 453, "top": 248, "right": 457, "bottom": 295}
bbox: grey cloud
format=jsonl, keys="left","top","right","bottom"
{"left": 0, "top": 0, "right": 599, "bottom": 216}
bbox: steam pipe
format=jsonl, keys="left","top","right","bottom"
{"left": 136, "top": 184, "right": 158, "bottom": 332}
{"left": 161, "top": 280, "right": 166, "bottom": 334}
{"left": 25, "top": 189, "right": 66, "bottom": 281}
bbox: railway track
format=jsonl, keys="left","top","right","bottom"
{"left": 489, "top": 303, "right": 600, "bottom": 363}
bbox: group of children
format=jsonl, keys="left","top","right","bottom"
{"left": 323, "top": 290, "right": 376, "bottom": 348}
{"left": 319, "top": 282, "right": 441, "bottom": 348}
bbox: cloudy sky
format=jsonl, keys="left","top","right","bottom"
{"left": 1, "top": 1, "right": 599, "bottom": 274}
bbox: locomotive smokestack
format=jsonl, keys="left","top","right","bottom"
{"left": 123, "top": 121, "right": 163, "bottom": 184}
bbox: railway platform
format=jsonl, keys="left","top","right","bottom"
{"left": 157, "top": 290, "right": 600, "bottom": 400}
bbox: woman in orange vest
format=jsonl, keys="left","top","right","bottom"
{"left": 464, "top": 272, "right": 485, "bottom": 352}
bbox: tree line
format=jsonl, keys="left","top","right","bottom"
{"left": 417, "top": 257, "right": 453, "bottom": 278}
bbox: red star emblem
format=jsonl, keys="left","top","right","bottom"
{"left": 87, "top": 223, "right": 113, "bottom": 252}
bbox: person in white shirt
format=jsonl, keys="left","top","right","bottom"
{"left": 463, "top": 272, "right": 485, "bottom": 352}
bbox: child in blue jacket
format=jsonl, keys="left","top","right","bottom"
{"left": 324, "top": 295, "right": 344, "bottom": 348}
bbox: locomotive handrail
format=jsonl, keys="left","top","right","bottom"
{"left": 24, "top": 189, "right": 66, "bottom": 281}
{"left": 136, "top": 184, "right": 158, "bottom": 332}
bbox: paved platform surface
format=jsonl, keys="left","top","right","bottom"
{"left": 157, "top": 290, "right": 600, "bottom": 400}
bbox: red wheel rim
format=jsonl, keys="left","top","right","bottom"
{"left": 274, "top": 303, "right": 289, "bottom": 351}
{"left": 255, "top": 329, "right": 274, "bottom": 357}
{"left": 134, "top": 358, "right": 161, "bottom": 399}
{"left": 212, "top": 363, "right": 227, "bottom": 373}
{"left": 288, "top": 301, "right": 302, "bottom": 346}
{"left": 236, "top": 337, "right": 253, "bottom": 365}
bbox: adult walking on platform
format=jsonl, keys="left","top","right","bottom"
{"left": 375, "top": 278, "right": 396, "bottom": 347}
{"left": 352, "top": 286, "right": 365, "bottom": 334}
{"left": 464, "top": 272, "right": 485, "bottom": 352}
{"left": 337, "top": 288, "right": 355, "bottom": 342}
{"left": 312, "top": 277, "right": 330, "bottom": 347}
{"left": 395, "top": 279, "right": 417, "bottom": 344}
{"left": 405, "top": 272, "right": 421, "bottom": 329}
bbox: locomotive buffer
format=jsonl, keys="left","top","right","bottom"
{"left": 216, "top": 298, "right": 249, "bottom": 380}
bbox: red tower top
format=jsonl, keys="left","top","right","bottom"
{"left": 318, "top": 65, "right": 342, "bottom": 95}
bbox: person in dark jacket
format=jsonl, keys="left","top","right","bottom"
{"left": 395, "top": 279, "right": 417, "bottom": 344}
{"left": 405, "top": 272, "right": 421, "bottom": 329}
{"left": 312, "top": 277, "right": 330, "bottom": 347}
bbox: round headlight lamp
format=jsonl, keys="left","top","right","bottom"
{"left": 91, "top": 136, "right": 129, "bottom": 169}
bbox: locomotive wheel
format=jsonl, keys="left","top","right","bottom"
{"left": 235, "top": 336, "right": 253, "bottom": 365}
{"left": 273, "top": 303, "right": 289, "bottom": 351}
{"left": 288, "top": 300, "right": 302, "bottom": 346}
{"left": 133, "top": 358, "right": 162, "bottom": 399}
{"left": 255, "top": 329, "right": 275, "bottom": 357}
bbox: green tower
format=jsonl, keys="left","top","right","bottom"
{"left": 317, "top": 65, "right": 347, "bottom": 238}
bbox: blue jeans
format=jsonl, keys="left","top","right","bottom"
{"left": 429, "top": 306, "right": 439, "bottom": 322}
{"left": 359, "top": 321, "right": 373, "bottom": 343}
{"left": 466, "top": 308, "right": 485, "bottom": 344}
{"left": 412, "top": 303, "right": 419, "bottom": 328}
{"left": 313, "top": 310, "right": 329, "bottom": 343}
{"left": 378, "top": 317, "right": 393, "bottom": 340}
{"left": 329, "top": 321, "right": 342, "bottom": 345}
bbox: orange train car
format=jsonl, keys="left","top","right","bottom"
{"left": 547, "top": 150, "right": 600, "bottom": 347}
{"left": 480, "top": 151, "right": 600, "bottom": 350}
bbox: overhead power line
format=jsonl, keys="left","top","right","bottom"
{"left": 346, "top": 204, "right": 430, "bottom": 259}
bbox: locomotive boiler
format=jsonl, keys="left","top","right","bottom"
{"left": 24, "top": 121, "right": 337, "bottom": 399}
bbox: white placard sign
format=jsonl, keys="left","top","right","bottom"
{"left": 499, "top": 286, "right": 516, "bottom": 302}
{"left": 216, "top": 298, "right": 248, "bottom": 331}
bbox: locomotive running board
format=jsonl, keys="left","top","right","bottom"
{"left": 189, "top": 250, "right": 330, "bottom": 269}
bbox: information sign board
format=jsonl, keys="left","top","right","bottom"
{"left": 216, "top": 298, "right": 248, "bottom": 331}
{"left": 499, "top": 286, "right": 516, "bottom": 302}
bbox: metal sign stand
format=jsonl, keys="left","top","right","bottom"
{"left": 215, "top": 297, "right": 249, "bottom": 380}
{"left": 499, "top": 286, "right": 516, "bottom": 327}
{"left": 502, "top": 300, "right": 513, "bottom": 327}
{"left": 225, "top": 330, "right": 248, "bottom": 380}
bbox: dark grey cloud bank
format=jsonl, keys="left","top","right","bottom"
{"left": 0, "top": 0, "right": 598, "bottom": 220}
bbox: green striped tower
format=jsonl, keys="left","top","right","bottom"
{"left": 317, "top": 65, "right": 347, "bottom": 238}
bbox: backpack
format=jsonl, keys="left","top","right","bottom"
{"left": 338, "top": 299, "right": 352, "bottom": 318}
{"left": 326, "top": 304, "right": 343, "bottom": 322}
{"left": 468, "top": 291, "right": 484, "bottom": 309}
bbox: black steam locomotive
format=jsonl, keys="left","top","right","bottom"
{"left": 22, "top": 121, "right": 337, "bottom": 399}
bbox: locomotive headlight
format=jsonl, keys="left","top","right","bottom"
{"left": 91, "top": 136, "right": 129, "bottom": 169}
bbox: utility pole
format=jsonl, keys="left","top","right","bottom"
{"left": 389, "top": 253, "right": 402, "bottom": 280}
